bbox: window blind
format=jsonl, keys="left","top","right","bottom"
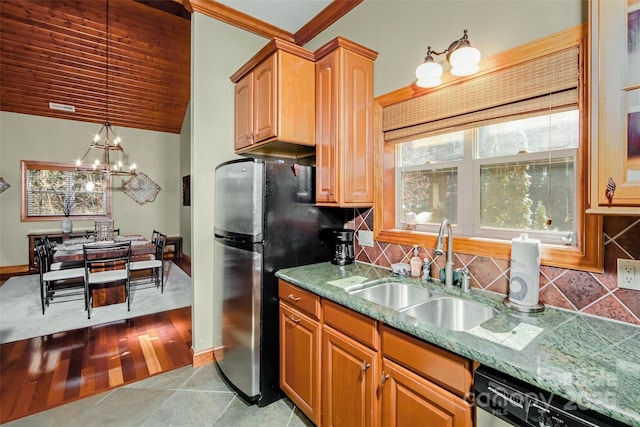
{"left": 383, "top": 47, "right": 580, "bottom": 144}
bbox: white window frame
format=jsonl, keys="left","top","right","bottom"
{"left": 395, "top": 126, "right": 578, "bottom": 246}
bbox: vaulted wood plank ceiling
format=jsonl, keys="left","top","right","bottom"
{"left": 0, "top": 0, "right": 361, "bottom": 135}
{"left": 0, "top": 0, "right": 191, "bottom": 134}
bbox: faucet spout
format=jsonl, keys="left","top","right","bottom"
{"left": 436, "top": 219, "right": 454, "bottom": 287}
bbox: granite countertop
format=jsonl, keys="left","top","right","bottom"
{"left": 275, "top": 261, "right": 640, "bottom": 427}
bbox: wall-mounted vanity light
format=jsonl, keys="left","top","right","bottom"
{"left": 415, "top": 29, "right": 481, "bottom": 88}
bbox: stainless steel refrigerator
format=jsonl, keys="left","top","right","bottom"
{"left": 214, "top": 158, "right": 345, "bottom": 407}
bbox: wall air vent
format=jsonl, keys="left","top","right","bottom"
{"left": 48, "top": 102, "right": 75, "bottom": 112}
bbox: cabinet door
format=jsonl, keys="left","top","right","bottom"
{"left": 341, "top": 49, "right": 374, "bottom": 204}
{"left": 323, "top": 325, "right": 378, "bottom": 427}
{"left": 593, "top": 0, "right": 640, "bottom": 208}
{"left": 234, "top": 72, "right": 253, "bottom": 150}
{"left": 381, "top": 359, "right": 472, "bottom": 427}
{"left": 315, "top": 51, "right": 338, "bottom": 204}
{"left": 253, "top": 54, "right": 277, "bottom": 144}
{"left": 279, "top": 302, "right": 321, "bottom": 425}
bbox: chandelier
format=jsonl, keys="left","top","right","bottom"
{"left": 415, "top": 29, "right": 481, "bottom": 88}
{"left": 75, "top": 0, "right": 136, "bottom": 176}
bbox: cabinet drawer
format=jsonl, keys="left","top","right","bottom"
{"left": 278, "top": 280, "right": 321, "bottom": 319}
{"left": 323, "top": 299, "right": 378, "bottom": 350}
{"left": 381, "top": 325, "right": 473, "bottom": 398}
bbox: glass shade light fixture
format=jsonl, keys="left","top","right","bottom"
{"left": 74, "top": 0, "right": 136, "bottom": 177}
{"left": 415, "top": 29, "right": 481, "bottom": 88}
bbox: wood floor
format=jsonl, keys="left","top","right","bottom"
{"left": 0, "top": 259, "right": 193, "bottom": 424}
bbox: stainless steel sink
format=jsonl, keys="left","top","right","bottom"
{"left": 401, "top": 297, "right": 497, "bottom": 331}
{"left": 348, "top": 282, "right": 432, "bottom": 310}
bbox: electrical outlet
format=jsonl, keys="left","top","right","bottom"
{"left": 617, "top": 259, "right": 640, "bottom": 290}
{"left": 358, "top": 230, "right": 374, "bottom": 248}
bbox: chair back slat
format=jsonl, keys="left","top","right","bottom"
{"left": 83, "top": 242, "right": 132, "bottom": 272}
{"left": 155, "top": 233, "right": 167, "bottom": 260}
{"left": 151, "top": 229, "right": 161, "bottom": 245}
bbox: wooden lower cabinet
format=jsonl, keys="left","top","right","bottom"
{"left": 279, "top": 301, "right": 321, "bottom": 425}
{"left": 278, "top": 280, "right": 474, "bottom": 427}
{"left": 322, "top": 325, "right": 378, "bottom": 427}
{"left": 381, "top": 358, "right": 473, "bottom": 427}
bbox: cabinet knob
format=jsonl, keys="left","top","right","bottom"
{"left": 288, "top": 314, "right": 301, "bottom": 324}
{"left": 605, "top": 177, "right": 616, "bottom": 203}
{"left": 287, "top": 294, "right": 301, "bottom": 302}
{"left": 361, "top": 361, "right": 370, "bottom": 372}
{"left": 380, "top": 372, "right": 389, "bottom": 384}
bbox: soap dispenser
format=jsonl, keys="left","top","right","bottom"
{"left": 410, "top": 246, "right": 422, "bottom": 277}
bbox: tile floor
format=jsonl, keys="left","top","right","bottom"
{"left": 4, "top": 364, "right": 314, "bottom": 427}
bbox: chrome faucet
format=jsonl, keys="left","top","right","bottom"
{"left": 435, "top": 219, "right": 454, "bottom": 287}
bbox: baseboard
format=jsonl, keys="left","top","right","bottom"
{"left": 0, "top": 265, "right": 30, "bottom": 280}
{"left": 192, "top": 347, "right": 215, "bottom": 367}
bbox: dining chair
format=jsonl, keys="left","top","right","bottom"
{"left": 35, "top": 242, "right": 85, "bottom": 315}
{"left": 83, "top": 241, "right": 131, "bottom": 319}
{"left": 43, "top": 237, "right": 84, "bottom": 271}
{"left": 151, "top": 229, "right": 161, "bottom": 245}
{"left": 129, "top": 233, "right": 167, "bottom": 293}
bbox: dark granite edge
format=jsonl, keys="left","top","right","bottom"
{"left": 276, "top": 262, "right": 640, "bottom": 427}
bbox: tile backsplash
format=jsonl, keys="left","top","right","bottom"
{"left": 348, "top": 209, "right": 640, "bottom": 325}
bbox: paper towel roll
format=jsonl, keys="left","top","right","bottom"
{"left": 509, "top": 234, "right": 541, "bottom": 306}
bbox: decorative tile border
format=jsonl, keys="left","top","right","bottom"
{"left": 350, "top": 208, "right": 640, "bottom": 325}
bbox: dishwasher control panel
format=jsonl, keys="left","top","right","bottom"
{"left": 475, "top": 366, "right": 628, "bottom": 427}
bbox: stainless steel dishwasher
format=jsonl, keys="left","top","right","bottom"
{"left": 475, "top": 365, "right": 629, "bottom": 427}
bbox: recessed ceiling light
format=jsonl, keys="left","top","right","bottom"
{"left": 49, "top": 102, "right": 75, "bottom": 112}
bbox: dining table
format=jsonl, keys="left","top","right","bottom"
{"left": 52, "top": 235, "right": 157, "bottom": 307}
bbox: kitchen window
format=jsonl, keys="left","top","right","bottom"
{"left": 21, "top": 160, "right": 111, "bottom": 221}
{"left": 375, "top": 24, "right": 602, "bottom": 271}
{"left": 397, "top": 110, "right": 579, "bottom": 246}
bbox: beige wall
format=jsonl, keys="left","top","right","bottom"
{"left": 180, "top": 102, "right": 192, "bottom": 257}
{"left": 0, "top": 112, "right": 180, "bottom": 267}
{"left": 190, "top": 13, "right": 265, "bottom": 352}
{"left": 303, "top": 0, "right": 586, "bottom": 97}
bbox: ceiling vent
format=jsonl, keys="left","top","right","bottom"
{"left": 49, "top": 102, "right": 76, "bottom": 112}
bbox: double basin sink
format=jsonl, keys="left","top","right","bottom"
{"left": 348, "top": 281, "right": 497, "bottom": 331}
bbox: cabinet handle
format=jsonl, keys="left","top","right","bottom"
{"left": 361, "top": 361, "right": 370, "bottom": 372}
{"left": 380, "top": 372, "right": 389, "bottom": 384}
{"left": 288, "top": 315, "right": 301, "bottom": 324}
{"left": 605, "top": 176, "right": 616, "bottom": 203}
{"left": 287, "top": 294, "right": 301, "bottom": 302}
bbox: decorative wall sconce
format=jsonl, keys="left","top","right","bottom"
{"left": 0, "top": 177, "right": 10, "bottom": 193}
{"left": 415, "top": 29, "right": 481, "bottom": 88}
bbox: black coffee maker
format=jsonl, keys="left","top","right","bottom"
{"left": 331, "top": 229, "right": 355, "bottom": 265}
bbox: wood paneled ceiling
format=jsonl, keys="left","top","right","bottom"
{"left": 0, "top": 0, "right": 361, "bottom": 135}
{"left": 0, "top": 0, "right": 191, "bottom": 134}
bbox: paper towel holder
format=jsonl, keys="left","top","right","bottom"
{"left": 503, "top": 297, "right": 545, "bottom": 313}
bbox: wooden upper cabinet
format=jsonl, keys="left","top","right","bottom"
{"left": 314, "top": 37, "right": 378, "bottom": 207}
{"left": 234, "top": 73, "right": 253, "bottom": 151}
{"left": 231, "top": 39, "right": 315, "bottom": 158}
{"left": 589, "top": 1, "right": 640, "bottom": 213}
